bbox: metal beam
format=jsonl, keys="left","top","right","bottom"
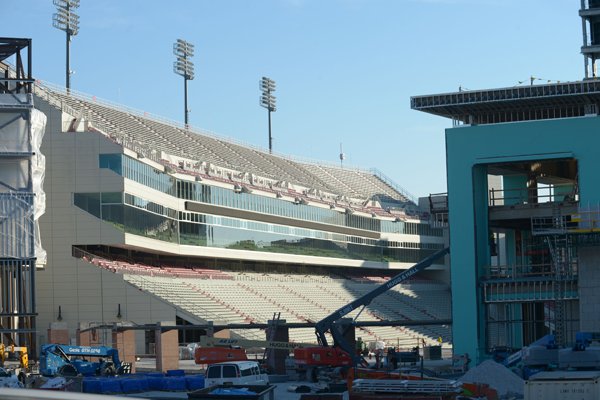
{"left": 82, "top": 318, "right": 452, "bottom": 333}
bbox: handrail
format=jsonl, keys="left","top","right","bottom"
{"left": 489, "top": 184, "right": 578, "bottom": 207}
{"left": 481, "top": 263, "right": 578, "bottom": 280}
{"left": 370, "top": 168, "right": 418, "bottom": 204}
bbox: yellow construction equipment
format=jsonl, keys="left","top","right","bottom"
{"left": 0, "top": 343, "right": 30, "bottom": 377}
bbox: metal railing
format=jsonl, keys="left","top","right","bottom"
{"left": 482, "top": 262, "right": 578, "bottom": 280}
{"left": 370, "top": 168, "right": 417, "bottom": 205}
{"left": 489, "top": 183, "right": 578, "bottom": 207}
{"left": 531, "top": 207, "right": 600, "bottom": 234}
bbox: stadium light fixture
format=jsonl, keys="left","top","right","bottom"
{"left": 259, "top": 77, "right": 276, "bottom": 153}
{"left": 52, "top": 0, "right": 80, "bottom": 93}
{"left": 173, "top": 39, "right": 195, "bottom": 127}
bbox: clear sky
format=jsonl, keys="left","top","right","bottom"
{"left": 5, "top": 0, "right": 583, "bottom": 198}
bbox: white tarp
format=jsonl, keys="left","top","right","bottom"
{"left": 31, "top": 108, "right": 47, "bottom": 265}
{"left": 0, "top": 194, "right": 34, "bottom": 258}
{"left": 0, "top": 104, "right": 47, "bottom": 263}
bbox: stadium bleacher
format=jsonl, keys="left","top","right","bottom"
{"left": 25, "top": 68, "right": 452, "bottom": 352}
{"left": 33, "top": 81, "right": 417, "bottom": 213}
{"left": 84, "top": 253, "right": 451, "bottom": 348}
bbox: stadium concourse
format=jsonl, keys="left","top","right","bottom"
{"left": 3, "top": 60, "right": 451, "bottom": 356}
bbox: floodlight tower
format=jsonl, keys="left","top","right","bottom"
{"left": 52, "top": 0, "right": 80, "bottom": 93}
{"left": 173, "top": 39, "right": 195, "bottom": 127}
{"left": 260, "top": 77, "right": 276, "bottom": 153}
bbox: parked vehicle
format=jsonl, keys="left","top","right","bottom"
{"left": 204, "top": 361, "right": 268, "bottom": 387}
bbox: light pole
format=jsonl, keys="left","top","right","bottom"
{"left": 260, "top": 77, "right": 276, "bottom": 153}
{"left": 52, "top": 0, "right": 80, "bottom": 93}
{"left": 173, "top": 39, "right": 195, "bottom": 128}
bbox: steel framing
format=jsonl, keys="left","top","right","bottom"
{"left": 0, "top": 38, "right": 37, "bottom": 353}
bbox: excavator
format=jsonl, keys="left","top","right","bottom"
{"left": 294, "top": 247, "right": 450, "bottom": 377}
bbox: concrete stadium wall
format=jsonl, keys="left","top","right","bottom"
{"left": 35, "top": 98, "right": 176, "bottom": 354}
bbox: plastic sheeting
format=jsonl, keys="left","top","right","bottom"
{"left": 31, "top": 108, "right": 47, "bottom": 265}
{"left": 0, "top": 193, "right": 35, "bottom": 258}
{"left": 0, "top": 98, "right": 47, "bottom": 264}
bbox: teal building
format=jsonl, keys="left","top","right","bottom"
{"left": 412, "top": 81, "right": 600, "bottom": 362}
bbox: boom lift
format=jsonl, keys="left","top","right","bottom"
{"left": 39, "top": 344, "right": 131, "bottom": 377}
{"left": 195, "top": 336, "right": 317, "bottom": 365}
{"left": 199, "top": 336, "right": 315, "bottom": 350}
{"left": 295, "top": 247, "right": 450, "bottom": 369}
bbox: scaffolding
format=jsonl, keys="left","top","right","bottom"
{"left": 530, "top": 206, "right": 580, "bottom": 347}
{"left": 0, "top": 39, "right": 45, "bottom": 352}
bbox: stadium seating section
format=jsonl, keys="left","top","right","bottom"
{"left": 31, "top": 77, "right": 447, "bottom": 350}
{"left": 83, "top": 254, "right": 451, "bottom": 349}
{"left": 34, "top": 82, "right": 417, "bottom": 213}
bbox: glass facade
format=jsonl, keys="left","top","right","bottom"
{"left": 99, "top": 154, "right": 443, "bottom": 237}
{"left": 74, "top": 192, "right": 179, "bottom": 243}
{"left": 92, "top": 154, "right": 445, "bottom": 262}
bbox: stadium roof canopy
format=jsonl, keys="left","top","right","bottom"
{"left": 411, "top": 80, "right": 600, "bottom": 125}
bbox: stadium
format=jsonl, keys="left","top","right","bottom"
{"left": 9, "top": 6, "right": 600, "bottom": 388}
{"left": 0, "top": 38, "right": 451, "bottom": 359}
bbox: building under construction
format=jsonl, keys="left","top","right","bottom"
{"left": 0, "top": 38, "right": 44, "bottom": 350}
{"left": 411, "top": 0, "right": 600, "bottom": 364}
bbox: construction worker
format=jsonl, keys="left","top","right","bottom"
{"left": 377, "top": 348, "right": 385, "bottom": 369}
{"left": 463, "top": 353, "right": 472, "bottom": 372}
{"left": 388, "top": 347, "right": 398, "bottom": 369}
{"left": 356, "top": 337, "right": 364, "bottom": 356}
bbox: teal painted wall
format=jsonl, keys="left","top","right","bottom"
{"left": 446, "top": 116, "right": 600, "bottom": 361}
{"left": 511, "top": 304, "right": 523, "bottom": 348}
{"left": 503, "top": 175, "right": 527, "bottom": 205}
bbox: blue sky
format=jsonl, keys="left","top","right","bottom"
{"left": 5, "top": 0, "right": 583, "bottom": 198}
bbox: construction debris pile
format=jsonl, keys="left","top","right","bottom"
{"left": 460, "top": 360, "right": 524, "bottom": 398}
